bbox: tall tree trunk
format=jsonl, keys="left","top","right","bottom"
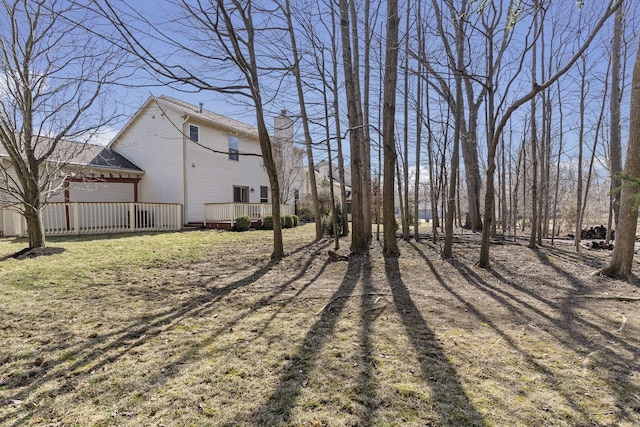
{"left": 599, "top": 37, "right": 640, "bottom": 281}
{"left": 401, "top": 0, "right": 411, "bottom": 241}
{"left": 442, "top": 1, "right": 465, "bottom": 258}
{"left": 284, "top": 0, "right": 322, "bottom": 241}
{"left": 580, "top": 67, "right": 609, "bottom": 232}
{"left": 551, "top": 80, "right": 564, "bottom": 245}
{"left": 382, "top": 0, "right": 400, "bottom": 257}
{"left": 528, "top": 8, "right": 539, "bottom": 250}
{"left": 426, "top": 78, "right": 439, "bottom": 243}
{"left": 574, "top": 56, "right": 587, "bottom": 252}
{"left": 513, "top": 135, "right": 524, "bottom": 242}
{"left": 414, "top": 7, "right": 423, "bottom": 242}
{"left": 609, "top": 5, "right": 624, "bottom": 233}
{"left": 350, "top": 0, "right": 371, "bottom": 242}
{"left": 329, "top": 3, "right": 349, "bottom": 237}
{"left": 362, "top": 0, "right": 373, "bottom": 240}
{"left": 522, "top": 139, "right": 527, "bottom": 233}
{"left": 501, "top": 131, "right": 507, "bottom": 237}
{"left": 339, "top": 0, "right": 366, "bottom": 253}
{"left": 536, "top": 20, "right": 547, "bottom": 245}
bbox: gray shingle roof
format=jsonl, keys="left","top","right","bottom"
{"left": 158, "top": 95, "right": 259, "bottom": 138}
{"left": 0, "top": 138, "right": 143, "bottom": 173}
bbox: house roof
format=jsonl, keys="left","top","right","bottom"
{"left": 316, "top": 160, "right": 352, "bottom": 188}
{"left": 158, "top": 95, "right": 259, "bottom": 138}
{"left": 77, "top": 144, "right": 144, "bottom": 172}
{"left": 109, "top": 95, "right": 260, "bottom": 149}
{"left": 0, "top": 138, "right": 143, "bottom": 173}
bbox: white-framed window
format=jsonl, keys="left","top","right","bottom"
{"left": 229, "top": 135, "right": 239, "bottom": 161}
{"left": 233, "top": 186, "right": 249, "bottom": 203}
{"left": 260, "top": 186, "right": 268, "bottom": 203}
{"left": 189, "top": 124, "right": 199, "bottom": 142}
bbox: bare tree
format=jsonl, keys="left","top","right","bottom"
{"left": 0, "top": 0, "right": 122, "bottom": 249}
{"left": 609, "top": 4, "right": 624, "bottom": 236}
{"left": 382, "top": 0, "right": 400, "bottom": 257}
{"left": 282, "top": 0, "right": 322, "bottom": 241}
{"left": 574, "top": 55, "right": 587, "bottom": 252}
{"left": 328, "top": 0, "right": 349, "bottom": 237}
{"left": 413, "top": 0, "right": 424, "bottom": 242}
{"left": 598, "top": 36, "right": 640, "bottom": 282}
{"left": 339, "top": 0, "right": 367, "bottom": 253}
{"left": 99, "top": 0, "right": 287, "bottom": 259}
{"left": 478, "top": 0, "right": 622, "bottom": 268}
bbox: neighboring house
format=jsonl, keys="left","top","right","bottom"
{"left": 109, "top": 95, "right": 276, "bottom": 224}
{"left": 306, "top": 159, "right": 352, "bottom": 214}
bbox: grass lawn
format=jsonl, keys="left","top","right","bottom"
{"left": 0, "top": 224, "right": 639, "bottom": 426}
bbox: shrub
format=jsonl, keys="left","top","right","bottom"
{"left": 282, "top": 214, "right": 294, "bottom": 229}
{"left": 262, "top": 215, "right": 273, "bottom": 230}
{"left": 234, "top": 215, "right": 251, "bottom": 231}
{"left": 291, "top": 215, "right": 299, "bottom": 227}
{"left": 321, "top": 206, "right": 344, "bottom": 237}
{"left": 297, "top": 206, "right": 314, "bottom": 223}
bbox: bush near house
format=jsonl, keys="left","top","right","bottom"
{"left": 260, "top": 215, "right": 298, "bottom": 230}
{"left": 262, "top": 215, "right": 273, "bottom": 230}
{"left": 296, "top": 206, "right": 314, "bottom": 223}
{"left": 321, "top": 206, "right": 344, "bottom": 237}
{"left": 234, "top": 216, "right": 251, "bottom": 231}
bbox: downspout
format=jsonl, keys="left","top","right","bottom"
{"left": 182, "top": 114, "right": 189, "bottom": 225}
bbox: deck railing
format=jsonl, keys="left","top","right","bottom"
{"left": 2, "top": 202, "right": 183, "bottom": 237}
{"left": 204, "top": 202, "right": 292, "bottom": 226}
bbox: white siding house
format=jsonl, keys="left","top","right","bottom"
{"left": 0, "top": 95, "right": 296, "bottom": 236}
{"left": 108, "top": 95, "right": 271, "bottom": 224}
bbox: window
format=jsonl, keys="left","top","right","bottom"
{"left": 228, "top": 135, "right": 239, "bottom": 161}
{"left": 189, "top": 124, "right": 199, "bottom": 142}
{"left": 260, "top": 186, "right": 268, "bottom": 203}
{"left": 233, "top": 186, "right": 249, "bottom": 203}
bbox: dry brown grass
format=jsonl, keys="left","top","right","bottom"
{"left": 0, "top": 225, "right": 639, "bottom": 426}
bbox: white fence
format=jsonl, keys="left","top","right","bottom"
{"left": 2, "top": 202, "right": 183, "bottom": 237}
{"left": 204, "top": 203, "right": 292, "bottom": 226}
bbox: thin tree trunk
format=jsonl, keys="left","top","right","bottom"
{"left": 610, "top": 5, "right": 624, "bottom": 233}
{"left": 528, "top": 8, "right": 539, "bottom": 250}
{"left": 284, "top": 0, "right": 322, "bottom": 242}
{"left": 362, "top": 0, "right": 373, "bottom": 240}
{"left": 522, "top": 140, "right": 527, "bottom": 233}
{"left": 575, "top": 55, "right": 587, "bottom": 252}
{"left": 414, "top": 7, "right": 423, "bottom": 242}
{"left": 401, "top": 0, "right": 411, "bottom": 241}
{"left": 551, "top": 80, "right": 564, "bottom": 245}
{"left": 329, "top": 4, "right": 349, "bottom": 237}
{"left": 580, "top": 65, "right": 610, "bottom": 231}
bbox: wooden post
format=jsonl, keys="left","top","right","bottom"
{"left": 73, "top": 203, "right": 80, "bottom": 235}
{"left": 129, "top": 203, "right": 136, "bottom": 231}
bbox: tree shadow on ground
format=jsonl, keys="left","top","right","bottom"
{"left": 411, "top": 241, "right": 639, "bottom": 425}
{"left": 0, "top": 240, "right": 330, "bottom": 426}
{"left": 384, "top": 254, "right": 487, "bottom": 426}
{"left": 410, "top": 242, "right": 597, "bottom": 419}
{"left": 240, "top": 253, "right": 363, "bottom": 425}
